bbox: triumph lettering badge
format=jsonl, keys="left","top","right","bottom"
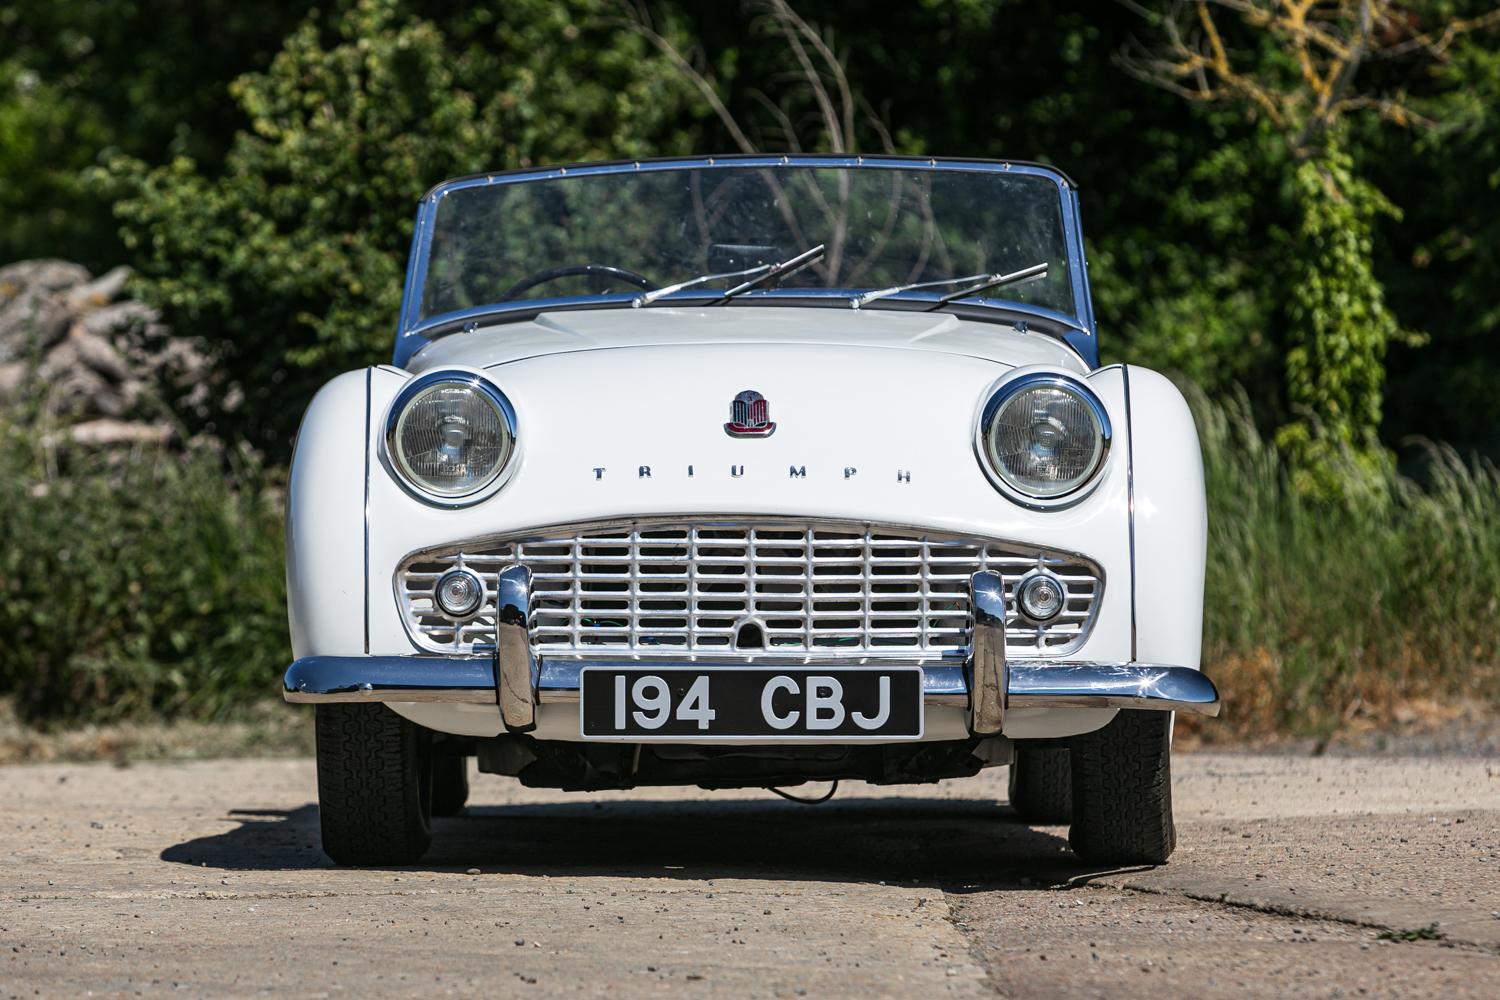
{"left": 724, "top": 389, "right": 776, "bottom": 437}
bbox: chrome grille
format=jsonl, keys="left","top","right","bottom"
{"left": 396, "top": 519, "right": 1102, "bottom": 657}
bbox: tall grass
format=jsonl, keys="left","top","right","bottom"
{"left": 0, "top": 423, "right": 288, "bottom": 724}
{"left": 1196, "top": 389, "right": 1500, "bottom": 738}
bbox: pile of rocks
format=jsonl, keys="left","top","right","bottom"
{"left": 0, "top": 259, "right": 215, "bottom": 445}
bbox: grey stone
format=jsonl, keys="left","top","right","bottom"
{"left": 63, "top": 265, "right": 131, "bottom": 311}
{"left": 0, "top": 362, "right": 26, "bottom": 398}
{"left": 66, "top": 419, "right": 173, "bottom": 447}
{"left": 0, "top": 259, "right": 91, "bottom": 303}
{"left": 79, "top": 300, "right": 157, "bottom": 340}
{"left": 67, "top": 326, "right": 131, "bottom": 383}
{"left": 0, "top": 288, "right": 72, "bottom": 359}
{"left": 0, "top": 258, "right": 224, "bottom": 444}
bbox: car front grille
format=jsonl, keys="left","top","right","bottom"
{"left": 396, "top": 519, "right": 1102, "bottom": 658}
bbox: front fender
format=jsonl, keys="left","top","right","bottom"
{"left": 1126, "top": 366, "right": 1207, "bottom": 670}
{"left": 286, "top": 368, "right": 369, "bottom": 659}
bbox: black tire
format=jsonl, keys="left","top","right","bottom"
{"left": 1008, "top": 745, "right": 1073, "bottom": 823}
{"left": 430, "top": 754, "right": 470, "bottom": 817}
{"left": 1068, "top": 710, "right": 1176, "bottom": 865}
{"left": 315, "top": 704, "right": 433, "bottom": 865}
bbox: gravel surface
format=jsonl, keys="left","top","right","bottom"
{"left": 1, "top": 750, "right": 1497, "bottom": 997}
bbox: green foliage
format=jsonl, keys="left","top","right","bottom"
{"left": 1371, "top": 29, "right": 1500, "bottom": 451}
{"left": 1274, "top": 142, "right": 1407, "bottom": 497}
{"left": 0, "top": 428, "right": 287, "bottom": 723}
{"left": 0, "top": 0, "right": 307, "bottom": 268}
{"left": 101, "top": 0, "right": 699, "bottom": 451}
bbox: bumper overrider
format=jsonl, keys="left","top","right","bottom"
{"left": 283, "top": 569, "right": 1221, "bottom": 731}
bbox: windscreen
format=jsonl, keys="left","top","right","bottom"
{"left": 418, "top": 164, "right": 1075, "bottom": 323}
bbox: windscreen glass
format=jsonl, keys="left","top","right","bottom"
{"left": 418, "top": 164, "right": 1076, "bottom": 323}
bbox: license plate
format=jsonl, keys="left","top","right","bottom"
{"left": 579, "top": 666, "right": 924, "bottom": 741}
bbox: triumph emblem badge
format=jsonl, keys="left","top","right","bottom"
{"left": 724, "top": 389, "right": 776, "bottom": 437}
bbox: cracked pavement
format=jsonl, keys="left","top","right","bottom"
{"left": 1, "top": 751, "right": 1497, "bottom": 997}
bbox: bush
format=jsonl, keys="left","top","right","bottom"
{"left": 0, "top": 426, "right": 288, "bottom": 724}
{"left": 1196, "top": 388, "right": 1500, "bottom": 738}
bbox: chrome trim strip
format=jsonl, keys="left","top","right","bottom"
{"left": 1007, "top": 662, "right": 1220, "bottom": 716}
{"left": 968, "top": 571, "right": 1007, "bottom": 735}
{"left": 282, "top": 655, "right": 1218, "bottom": 717}
{"left": 1122, "top": 364, "right": 1138, "bottom": 662}
{"left": 496, "top": 565, "right": 537, "bottom": 733}
{"left": 283, "top": 655, "right": 496, "bottom": 704}
{"left": 423, "top": 154, "right": 1079, "bottom": 203}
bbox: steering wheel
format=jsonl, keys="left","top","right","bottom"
{"left": 498, "top": 264, "right": 657, "bottom": 301}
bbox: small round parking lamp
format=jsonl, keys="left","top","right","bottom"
{"left": 434, "top": 569, "right": 484, "bottom": 619}
{"left": 1016, "top": 571, "right": 1066, "bottom": 623}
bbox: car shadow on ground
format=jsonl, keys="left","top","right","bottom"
{"left": 160, "top": 795, "right": 1137, "bottom": 888}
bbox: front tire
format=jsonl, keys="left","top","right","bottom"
{"left": 315, "top": 704, "right": 433, "bottom": 865}
{"left": 1068, "top": 710, "right": 1175, "bottom": 864}
{"left": 1008, "top": 745, "right": 1072, "bottom": 823}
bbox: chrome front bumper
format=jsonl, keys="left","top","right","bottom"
{"left": 284, "top": 570, "right": 1220, "bottom": 729}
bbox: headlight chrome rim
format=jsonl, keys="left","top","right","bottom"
{"left": 976, "top": 371, "right": 1111, "bottom": 507}
{"left": 383, "top": 369, "right": 518, "bottom": 506}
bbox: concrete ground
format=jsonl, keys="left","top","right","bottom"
{"left": 1, "top": 751, "right": 1497, "bottom": 998}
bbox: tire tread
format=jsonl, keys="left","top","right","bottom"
{"left": 315, "top": 704, "right": 432, "bottom": 865}
{"left": 1008, "top": 746, "right": 1073, "bottom": 823}
{"left": 1068, "top": 710, "right": 1175, "bottom": 864}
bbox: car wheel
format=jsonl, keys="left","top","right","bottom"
{"left": 1068, "top": 710, "right": 1175, "bottom": 864}
{"left": 315, "top": 704, "right": 432, "bottom": 865}
{"left": 1008, "top": 745, "right": 1072, "bottom": 823}
{"left": 431, "top": 754, "right": 470, "bottom": 817}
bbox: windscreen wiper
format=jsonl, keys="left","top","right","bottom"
{"left": 714, "top": 244, "right": 825, "bottom": 303}
{"left": 633, "top": 244, "right": 825, "bottom": 308}
{"left": 851, "top": 261, "right": 1048, "bottom": 310}
{"left": 925, "top": 262, "right": 1048, "bottom": 310}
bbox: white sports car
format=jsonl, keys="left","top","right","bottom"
{"left": 283, "top": 155, "right": 1219, "bottom": 866}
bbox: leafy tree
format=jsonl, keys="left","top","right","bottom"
{"left": 0, "top": 0, "right": 305, "bottom": 268}
{"left": 1278, "top": 142, "right": 1402, "bottom": 493}
{"left": 1118, "top": 0, "right": 1498, "bottom": 489}
{"left": 1372, "top": 32, "right": 1500, "bottom": 452}
{"left": 101, "top": 0, "right": 701, "bottom": 451}
{"left": 662, "top": 1, "right": 1293, "bottom": 405}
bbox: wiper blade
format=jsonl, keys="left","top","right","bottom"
{"left": 925, "top": 262, "right": 1048, "bottom": 310}
{"left": 632, "top": 244, "right": 824, "bottom": 308}
{"left": 851, "top": 261, "right": 1049, "bottom": 310}
{"left": 715, "top": 244, "right": 825, "bottom": 303}
{"left": 851, "top": 272, "right": 991, "bottom": 309}
{"left": 633, "top": 263, "right": 770, "bottom": 308}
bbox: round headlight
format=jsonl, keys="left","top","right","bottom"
{"left": 979, "top": 373, "right": 1110, "bottom": 502}
{"left": 387, "top": 371, "right": 516, "bottom": 502}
